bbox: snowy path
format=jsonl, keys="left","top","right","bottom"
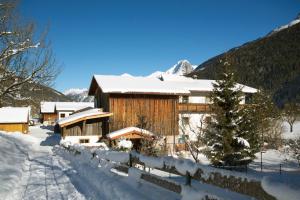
{"left": 0, "top": 127, "right": 84, "bottom": 200}
{"left": 0, "top": 126, "right": 180, "bottom": 200}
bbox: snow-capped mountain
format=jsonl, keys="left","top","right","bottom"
{"left": 149, "top": 60, "right": 196, "bottom": 78}
{"left": 268, "top": 13, "right": 300, "bottom": 35}
{"left": 64, "top": 88, "right": 94, "bottom": 102}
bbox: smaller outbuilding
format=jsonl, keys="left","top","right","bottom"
{"left": 58, "top": 108, "right": 112, "bottom": 146}
{"left": 40, "top": 101, "right": 94, "bottom": 125}
{"left": 0, "top": 107, "right": 30, "bottom": 133}
{"left": 107, "top": 127, "right": 155, "bottom": 150}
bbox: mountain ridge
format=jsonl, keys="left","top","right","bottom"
{"left": 190, "top": 14, "right": 300, "bottom": 106}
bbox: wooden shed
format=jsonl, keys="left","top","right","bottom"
{"left": 58, "top": 108, "right": 113, "bottom": 146}
{"left": 40, "top": 102, "right": 58, "bottom": 125}
{"left": 107, "top": 127, "right": 155, "bottom": 150}
{"left": 0, "top": 107, "right": 30, "bottom": 133}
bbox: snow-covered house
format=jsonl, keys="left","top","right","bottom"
{"left": 88, "top": 74, "right": 257, "bottom": 153}
{"left": 40, "top": 101, "right": 94, "bottom": 125}
{"left": 58, "top": 108, "right": 112, "bottom": 146}
{"left": 0, "top": 107, "right": 30, "bottom": 133}
{"left": 88, "top": 75, "right": 190, "bottom": 153}
{"left": 161, "top": 75, "right": 257, "bottom": 142}
{"left": 55, "top": 102, "right": 94, "bottom": 120}
{"left": 40, "top": 102, "right": 57, "bottom": 125}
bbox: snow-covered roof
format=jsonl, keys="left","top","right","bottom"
{"left": 0, "top": 107, "right": 30, "bottom": 123}
{"left": 89, "top": 74, "right": 257, "bottom": 95}
{"left": 58, "top": 108, "right": 112, "bottom": 127}
{"left": 40, "top": 102, "right": 94, "bottom": 113}
{"left": 107, "top": 127, "right": 154, "bottom": 140}
{"left": 161, "top": 75, "right": 257, "bottom": 93}
{"left": 40, "top": 102, "right": 57, "bottom": 113}
{"left": 55, "top": 102, "right": 94, "bottom": 111}
{"left": 89, "top": 75, "right": 190, "bottom": 95}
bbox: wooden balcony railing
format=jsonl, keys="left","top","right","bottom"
{"left": 178, "top": 103, "right": 211, "bottom": 113}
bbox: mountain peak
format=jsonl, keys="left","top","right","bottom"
{"left": 148, "top": 59, "right": 196, "bottom": 78}
{"left": 165, "top": 59, "right": 196, "bottom": 76}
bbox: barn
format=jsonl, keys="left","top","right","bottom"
{"left": 0, "top": 107, "right": 30, "bottom": 133}
{"left": 58, "top": 108, "right": 112, "bottom": 146}
{"left": 88, "top": 75, "right": 190, "bottom": 152}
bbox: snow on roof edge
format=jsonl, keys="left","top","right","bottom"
{"left": 58, "top": 108, "right": 112, "bottom": 126}
{"left": 107, "top": 127, "right": 154, "bottom": 139}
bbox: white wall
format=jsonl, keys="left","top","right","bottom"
{"left": 179, "top": 113, "right": 210, "bottom": 141}
{"left": 179, "top": 94, "right": 246, "bottom": 104}
{"left": 188, "top": 96, "right": 206, "bottom": 103}
{"left": 57, "top": 111, "right": 72, "bottom": 120}
{"left": 61, "top": 135, "right": 101, "bottom": 145}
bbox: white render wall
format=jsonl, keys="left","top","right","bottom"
{"left": 57, "top": 111, "right": 73, "bottom": 120}
{"left": 179, "top": 94, "right": 246, "bottom": 104}
{"left": 179, "top": 113, "right": 209, "bottom": 141}
{"left": 61, "top": 135, "right": 101, "bottom": 145}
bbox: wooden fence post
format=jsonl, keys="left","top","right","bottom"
{"left": 185, "top": 171, "right": 191, "bottom": 186}
{"left": 129, "top": 152, "right": 132, "bottom": 167}
{"left": 279, "top": 164, "right": 282, "bottom": 175}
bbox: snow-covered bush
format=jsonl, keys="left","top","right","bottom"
{"left": 287, "top": 137, "right": 300, "bottom": 167}
{"left": 116, "top": 139, "right": 133, "bottom": 152}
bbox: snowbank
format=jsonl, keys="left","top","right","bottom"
{"left": 261, "top": 175, "right": 300, "bottom": 200}
{"left": 0, "top": 131, "right": 39, "bottom": 199}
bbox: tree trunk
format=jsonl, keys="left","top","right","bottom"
{"left": 290, "top": 124, "right": 293, "bottom": 133}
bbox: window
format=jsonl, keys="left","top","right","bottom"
{"left": 181, "top": 96, "right": 189, "bottom": 103}
{"left": 204, "top": 116, "right": 212, "bottom": 123}
{"left": 79, "top": 139, "right": 89, "bottom": 143}
{"left": 182, "top": 116, "right": 189, "bottom": 126}
{"left": 60, "top": 113, "right": 65, "bottom": 118}
{"left": 178, "top": 135, "right": 189, "bottom": 144}
{"left": 245, "top": 93, "right": 253, "bottom": 104}
{"left": 205, "top": 96, "right": 211, "bottom": 104}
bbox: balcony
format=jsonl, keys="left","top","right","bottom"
{"left": 178, "top": 103, "right": 210, "bottom": 113}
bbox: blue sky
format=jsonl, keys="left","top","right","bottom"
{"left": 20, "top": 0, "right": 300, "bottom": 92}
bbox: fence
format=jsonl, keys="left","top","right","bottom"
{"left": 61, "top": 144, "right": 276, "bottom": 200}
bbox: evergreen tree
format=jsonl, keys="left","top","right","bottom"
{"left": 250, "top": 90, "right": 282, "bottom": 149}
{"left": 203, "top": 62, "right": 252, "bottom": 166}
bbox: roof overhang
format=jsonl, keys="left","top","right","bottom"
{"left": 59, "top": 112, "right": 113, "bottom": 127}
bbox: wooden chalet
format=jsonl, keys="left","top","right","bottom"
{"left": 0, "top": 107, "right": 30, "bottom": 133}
{"left": 58, "top": 108, "right": 112, "bottom": 145}
{"left": 88, "top": 75, "right": 190, "bottom": 152}
{"left": 40, "top": 102, "right": 57, "bottom": 124}
{"left": 40, "top": 101, "right": 94, "bottom": 125}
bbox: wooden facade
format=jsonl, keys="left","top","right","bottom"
{"left": 178, "top": 103, "right": 211, "bottom": 113}
{"left": 0, "top": 123, "right": 29, "bottom": 133}
{"left": 94, "top": 88, "right": 179, "bottom": 137}
{"left": 42, "top": 113, "right": 57, "bottom": 124}
{"left": 61, "top": 117, "right": 109, "bottom": 138}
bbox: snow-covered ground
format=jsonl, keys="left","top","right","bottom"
{"left": 0, "top": 126, "right": 180, "bottom": 200}
{"left": 0, "top": 127, "right": 84, "bottom": 200}
{"left": 282, "top": 121, "right": 300, "bottom": 140}
{"left": 1, "top": 125, "right": 300, "bottom": 200}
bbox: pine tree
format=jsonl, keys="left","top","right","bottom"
{"left": 203, "top": 62, "right": 252, "bottom": 166}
